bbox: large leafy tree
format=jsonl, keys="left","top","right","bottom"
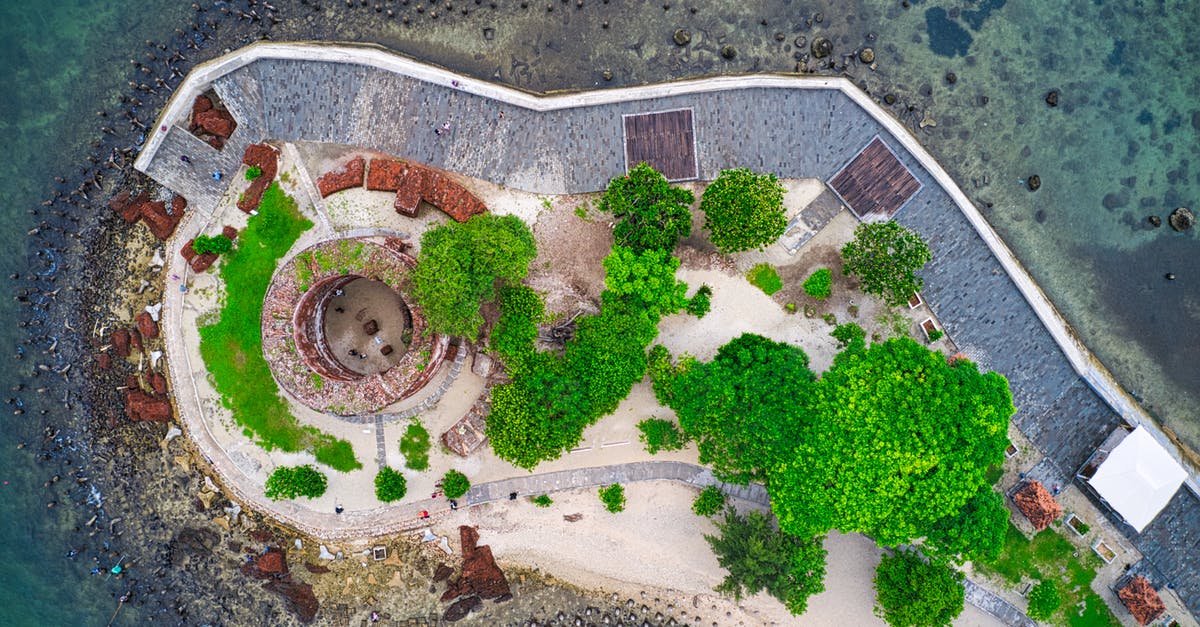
{"left": 924, "top": 486, "right": 1010, "bottom": 565}
{"left": 670, "top": 333, "right": 816, "bottom": 484}
{"left": 599, "top": 162, "right": 695, "bottom": 253}
{"left": 706, "top": 508, "right": 828, "bottom": 616}
{"left": 874, "top": 550, "right": 965, "bottom": 627}
{"left": 840, "top": 221, "right": 932, "bottom": 307}
{"left": 602, "top": 245, "right": 689, "bottom": 316}
{"left": 770, "top": 338, "right": 1012, "bottom": 545}
{"left": 700, "top": 168, "right": 787, "bottom": 253}
{"left": 412, "top": 214, "right": 537, "bottom": 339}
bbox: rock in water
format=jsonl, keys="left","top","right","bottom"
{"left": 443, "top": 595, "right": 482, "bottom": 622}
{"left": 811, "top": 37, "right": 832, "bottom": 59}
{"left": 1045, "top": 90, "right": 1059, "bottom": 107}
{"left": 1027, "top": 175, "right": 1041, "bottom": 192}
{"left": 720, "top": 45, "right": 736, "bottom": 59}
{"left": 1169, "top": 206, "right": 1195, "bottom": 231}
{"left": 1148, "top": 215, "right": 1162, "bottom": 228}
{"left": 673, "top": 29, "right": 690, "bottom": 46}
{"left": 858, "top": 47, "right": 874, "bottom": 64}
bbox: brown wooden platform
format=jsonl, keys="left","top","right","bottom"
{"left": 828, "top": 137, "right": 922, "bottom": 219}
{"left": 622, "top": 108, "right": 698, "bottom": 181}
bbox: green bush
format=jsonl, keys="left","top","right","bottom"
{"left": 374, "top": 466, "right": 408, "bottom": 502}
{"left": 599, "top": 484, "right": 626, "bottom": 513}
{"left": 192, "top": 233, "right": 234, "bottom": 255}
{"left": 532, "top": 494, "right": 553, "bottom": 507}
{"left": 700, "top": 168, "right": 787, "bottom": 253}
{"left": 637, "top": 418, "right": 689, "bottom": 454}
{"left": 599, "top": 162, "right": 695, "bottom": 253}
{"left": 692, "top": 485, "right": 726, "bottom": 517}
{"left": 874, "top": 550, "right": 964, "bottom": 627}
{"left": 706, "top": 508, "right": 827, "bottom": 615}
{"left": 265, "top": 465, "right": 328, "bottom": 500}
{"left": 399, "top": 422, "right": 431, "bottom": 471}
{"left": 802, "top": 268, "right": 832, "bottom": 299}
{"left": 831, "top": 322, "right": 866, "bottom": 351}
{"left": 841, "top": 221, "right": 932, "bottom": 307}
{"left": 245, "top": 165, "right": 263, "bottom": 180}
{"left": 1026, "top": 580, "right": 1061, "bottom": 622}
{"left": 687, "top": 285, "right": 713, "bottom": 318}
{"left": 746, "top": 263, "right": 782, "bottom": 295}
{"left": 442, "top": 469, "right": 470, "bottom": 499}
{"left": 928, "top": 329, "right": 944, "bottom": 342}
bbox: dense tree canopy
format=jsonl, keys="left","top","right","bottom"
{"left": 374, "top": 466, "right": 408, "bottom": 502}
{"left": 602, "top": 246, "right": 688, "bottom": 316}
{"left": 874, "top": 550, "right": 965, "bottom": 627}
{"left": 700, "top": 168, "right": 787, "bottom": 253}
{"left": 670, "top": 334, "right": 815, "bottom": 484}
{"left": 924, "top": 486, "right": 1010, "bottom": 564}
{"left": 599, "top": 162, "right": 695, "bottom": 253}
{"left": 770, "top": 338, "right": 1012, "bottom": 545}
{"left": 706, "top": 509, "right": 828, "bottom": 615}
{"left": 412, "top": 214, "right": 537, "bottom": 339}
{"left": 841, "top": 221, "right": 932, "bottom": 307}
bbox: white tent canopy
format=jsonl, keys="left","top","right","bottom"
{"left": 1088, "top": 425, "right": 1187, "bottom": 533}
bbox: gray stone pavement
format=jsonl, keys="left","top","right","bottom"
{"left": 137, "top": 43, "right": 1200, "bottom": 617}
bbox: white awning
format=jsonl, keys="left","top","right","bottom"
{"left": 1088, "top": 426, "right": 1187, "bottom": 533}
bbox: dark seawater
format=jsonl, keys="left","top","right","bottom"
{"left": 0, "top": 0, "right": 1195, "bottom": 624}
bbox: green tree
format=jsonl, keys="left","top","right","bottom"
{"left": 925, "top": 487, "right": 1010, "bottom": 565}
{"left": 442, "top": 469, "right": 470, "bottom": 499}
{"left": 532, "top": 494, "right": 553, "bottom": 507}
{"left": 1026, "top": 580, "right": 1061, "bottom": 622}
{"left": 669, "top": 334, "right": 815, "bottom": 483}
{"left": 705, "top": 509, "right": 827, "bottom": 615}
{"left": 264, "top": 465, "right": 328, "bottom": 500}
{"left": 490, "top": 285, "right": 543, "bottom": 375}
{"left": 399, "top": 422, "right": 431, "bottom": 471}
{"left": 841, "top": 221, "right": 932, "bottom": 307}
{"left": 700, "top": 168, "right": 787, "bottom": 253}
{"left": 192, "top": 233, "right": 234, "bottom": 255}
{"left": 831, "top": 322, "right": 867, "bottom": 351}
{"left": 687, "top": 284, "right": 713, "bottom": 318}
{"left": 603, "top": 246, "right": 689, "bottom": 316}
{"left": 803, "top": 268, "right": 833, "bottom": 299}
{"left": 599, "top": 484, "right": 626, "bottom": 513}
{"left": 374, "top": 466, "right": 408, "bottom": 502}
{"left": 412, "top": 214, "right": 537, "bottom": 339}
{"left": 770, "top": 338, "right": 1012, "bottom": 545}
{"left": 692, "top": 485, "right": 727, "bottom": 517}
{"left": 874, "top": 550, "right": 965, "bottom": 627}
{"left": 599, "top": 162, "right": 695, "bottom": 253}
{"left": 637, "top": 418, "right": 689, "bottom": 454}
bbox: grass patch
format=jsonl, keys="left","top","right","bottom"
{"left": 399, "top": 422, "right": 431, "bottom": 471}
{"left": 976, "top": 524, "right": 1120, "bottom": 627}
{"left": 746, "top": 263, "right": 782, "bottom": 295}
{"left": 198, "top": 184, "right": 361, "bottom": 472}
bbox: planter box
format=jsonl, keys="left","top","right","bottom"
{"left": 908, "top": 292, "right": 923, "bottom": 309}
{"left": 1005, "top": 443, "right": 1019, "bottom": 459}
{"left": 920, "top": 318, "right": 939, "bottom": 341}
{"left": 1091, "top": 539, "right": 1116, "bottom": 563}
{"left": 1065, "top": 513, "right": 1089, "bottom": 537}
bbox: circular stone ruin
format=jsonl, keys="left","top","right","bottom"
{"left": 261, "top": 236, "right": 448, "bottom": 416}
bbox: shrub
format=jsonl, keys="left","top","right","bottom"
{"left": 442, "top": 469, "right": 470, "bottom": 499}
{"left": 532, "top": 494, "right": 553, "bottom": 507}
{"left": 687, "top": 285, "right": 713, "bottom": 318}
{"left": 874, "top": 550, "right": 965, "bottom": 627}
{"left": 637, "top": 418, "right": 689, "bottom": 454}
{"left": 1026, "top": 580, "right": 1061, "bottom": 622}
{"left": 831, "top": 322, "right": 866, "bottom": 350}
{"left": 265, "top": 465, "right": 328, "bottom": 500}
{"left": 245, "top": 165, "right": 263, "bottom": 180}
{"left": 700, "top": 168, "right": 787, "bottom": 253}
{"left": 746, "top": 263, "right": 782, "bottom": 295}
{"left": 928, "top": 329, "right": 944, "bottom": 342}
{"left": 821, "top": 313, "right": 837, "bottom": 325}
{"left": 374, "top": 466, "right": 408, "bottom": 502}
{"left": 192, "top": 233, "right": 234, "bottom": 255}
{"left": 802, "top": 268, "right": 832, "bottom": 299}
{"left": 599, "top": 162, "right": 695, "bottom": 253}
{"left": 841, "top": 221, "right": 932, "bottom": 306}
{"left": 692, "top": 485, "right": 726, "bottom": 517}
{"left": 399, "top": 422, "right": 431, "bottom": 471}
{"left": 706, "top": 508, "right": 827, "bottom": 615}
{"left": 599, "top": 484, "right": 626, "bottom": 513}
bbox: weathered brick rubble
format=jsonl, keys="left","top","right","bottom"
{"left": 237, "top": 143, "right": 279, "bottom": 213}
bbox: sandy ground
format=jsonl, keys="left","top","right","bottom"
{"left": 183, "top": 143, "right": 996, "bottom": 625}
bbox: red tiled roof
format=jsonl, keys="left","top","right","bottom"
{"left": 1013, "top": 480, "right": 1062, "bottom": 530}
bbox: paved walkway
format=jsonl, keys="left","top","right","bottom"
{"left": 139, "top": 43, "right": 1200, "bottom": 616}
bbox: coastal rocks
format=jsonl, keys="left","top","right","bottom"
{"left": 443, "top": 595, "right": 482, "bottom": 622}
{"left": 810, "top": 37, "right": 832, "bottom": 59}
{"left": 237, "top": 143, "right": 280, "bottom": 213}
{"left": 1045, "top": 89, "right": 1059, "bottom": 107}
{"left": 112, "top": 328, "right": 132, "bottom": 358}
{"left": 1026, "top": 175, "right": 1041, "bottom": 191}
{"left": 263, "top": 579, "right": 319, "bottom": 624}
{"left": 172, "top": 526, "right": 219, "bottom": 560}
{"left": 433, "top": 563, "right": 454, "bottom": 583}
{"left": 315, "top": 156, "right": 365, "bottom": 197}
{"left": 135, "top": 312, "right": 159, "bottom": 339}
{"left": 858, "top": 47, "right": 875, "bottom": 64}
{"left": 720, "top": 45, "right": 736, "bottom": 59}
{"left": 1148, "top": 215, "right": 1162, "bottom": 228}
{"left": 123, "top": 388, "right": 172, "bottom": 423}
{"left": 109, "top": 190, "right": 185, "bottom": 240}
{"left": 441, "top": 526, "right": 511, "bottom": 603}
{"left": 672, "top": 29, "right": 690, "bottom": 46}
{"left": 1168, "top": 207, "right": 1195, "bottom": 231}
{"left": 189, "top": 94, "right": 237, "bottom": 149}
{"left": 303, "top": 562, "right": 330, "bottom": 574}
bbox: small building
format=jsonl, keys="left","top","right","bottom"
{"left": 1012, "top": 480, "right": 1062, "bottom": 530}
{"left": 1077, "top": 425, "right": 1187, "bottom": 533}
{"left": 1118, "top": 576, "right": 1166, "bottom": 626}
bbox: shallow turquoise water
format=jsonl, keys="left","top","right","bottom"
{"left": 0, "top": 0, "right": 1195, "bottom": 623}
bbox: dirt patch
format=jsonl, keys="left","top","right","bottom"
{"left": 527, "top": 195, "right": 613, "bottom": 318}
